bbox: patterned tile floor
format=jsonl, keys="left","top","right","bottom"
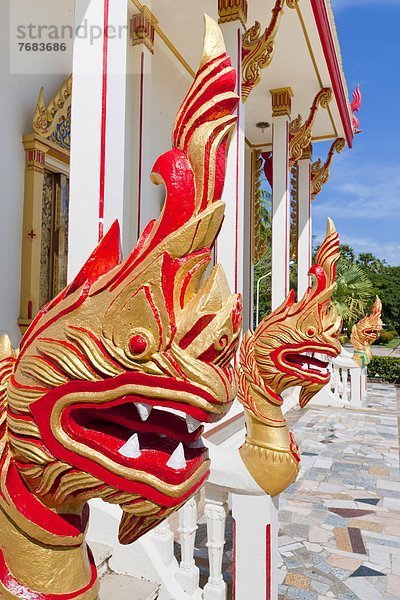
{"left": 278, "top": 382, "right": 400, "bottom": 600}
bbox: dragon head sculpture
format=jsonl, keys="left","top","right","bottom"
{"left": 350, "top": 296, "right": 383, "bottom": 367}
{"left": 0, "top": 17, "right": 241, "bottom": 599}
{"left": 237, "top": 219, "right": 342, "bottom": 496}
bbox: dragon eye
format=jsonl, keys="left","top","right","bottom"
{"left": 307, "top": 327, "right": 316, "bottom": 337}
{"left": 129, "top": 334, "right": 148, "bottom": 355}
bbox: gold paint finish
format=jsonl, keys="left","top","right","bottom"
{"left": 351, "top": 297, "right": 383, "bottom": 367}
{"left": 242, "top": 1, "right": 294, "bottom": 103}
{"left": 252, "top": 150, "right": 267, "bottom": 263}
{"left": 218, "top": 0, "right": 248, "bottom": 26}
{"left": 33, "top": 75, "right": 72, "bottom": 141}
{"left": 289, "top": 88, "right": 332, "bottom": 164}
{"left": 131, "top": 6, "right": 157, "bottom": 53}
{"left": 270, "top": 87, "right": 294, "bottom": 117}
{"left": 311, "top": 138, "right": 345, "bottom": 201}
{"left": 0, "top": 505, "right": 94, "bottom": 595}
{"left": 238, "top": 220, "right": 342, "bottom": 496}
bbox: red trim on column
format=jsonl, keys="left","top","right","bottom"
{"left": 232, "top": 517, "right": 237, "bottom": 600}
{"left": 310, "top": 0, "right": 354, "bottom": 148}
{"left": 266, "top": 523, "right": 271, "bottom": 600}
{"left": 234, "top": 27, "right": 241, "bottom": 294}
{"left": 284, "top": 121, "right": 289, "bottom": 297}
{"left": 98, "top": 0, "right": 110, "bottom": 240}
{"left": 137, "top": 51, "right": 145, "bottom": 240}
{"left": 249, "top": 151, "right": 254, "bottom": 328}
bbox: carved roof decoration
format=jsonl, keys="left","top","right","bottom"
{"left": 311, "top": 137, "right": 345, "bottom": 201}
{"left": 289, "top": 87, "right": 332, "bottom": 164}
{"left": 33, "top": 75, "right": 72, "bottom": 152}
{"left": 241, "top": 0, "right": 297, "bottom": 102}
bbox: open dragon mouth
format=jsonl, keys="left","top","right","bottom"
{"left": 364, "top": 328, "right": 379, "bottom": 339}
{"left": 280, "top": 346, "right": 336, "bottom": 383}
{"left": 68, "top": 398, "right": 209, "bottom": 488}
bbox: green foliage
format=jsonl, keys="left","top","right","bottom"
{"left": 360, "top": 265, "right": 400, "bottom": 332}
{"left": 331, "top": 257, "right": 374, "bottom": 333}
{"left": 253, "top": 189, "right": 272, "bottom": 327}
{"left": 368, "top": 357, "right": 400, "bottom": 384}
{"left": 375, "top": 330, "right": 397, "bottom": 345}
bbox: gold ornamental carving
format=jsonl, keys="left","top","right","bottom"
{"left": 242, "top": 0, "right": 297, "bottom": 102}
{"left": 289, "top": 87, "right": 333, "bottom": 164}
{"left": 218, "top": 0, "right": 248, "bottom": 26}
{"left": 252, "top": 151, "right": 267, "bottom": 263}
{"left": 238, "top": 219, "right": 342, "bottom": 496}
{"left": 270, "top": 86, "right": 294, "bottom": 117}
{"left": 131, "top": 6, "right": 157, "bottom": 53}
{"left": 311, "top": 137, "right": 345, "bottom": 201}
{"left": 351, "top": 297, "right": 383, "bottom": 368}
{"left": 33, "top": 75, "right": 72, "bottom": 151}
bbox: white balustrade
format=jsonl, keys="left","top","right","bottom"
{"left": 203, "top": 488, "right": 229, "bottom": 600}
{"left": 313, "top": 347, "right": 365, "bottom": 408}
{"left": 176, "top": 496, "right": 201, "bottom": 596}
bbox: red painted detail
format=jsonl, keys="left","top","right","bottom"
{"left": 129, "top": 334, "right": 147, "bottom": 355}
{"left": 261, "top": 152, "right": 273, "bottom": 188}
{"left": 310, "top": 0, "right": 354, "bottom": 147}
{"left": 179, "top": 314, "right": 215, "bottom": 350}
{"left": 350, "top": 85, "right": 362, "bottom": 133}
{"left": 266, "top": 524, "right": 271, "bottom": 600}
{"left": 137, "top": 51, "right": 145, "bottom": 240}
{"left": 30, "top": 372, "right": 232, "bottom": 506}
{"left": 27, "top": 300, "right": 33, "bottom": 320}
{"left": 0, "top": 545, "right": 97, "bottom": 599}
{"left": 4, "top": 460, "right": 88, "bottom": 538}
{"left": 98, "top": 0, "right": 110, "bottom": 233}
{"left": 20, "top": 222, "right": 122, "bottom": 354}
{"left": 27, "top": 229, "right": 37, "bottom": 240}
{"left": 234, "top": 27, "right": 241, "bottom": 294}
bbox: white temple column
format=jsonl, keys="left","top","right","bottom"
{"left": 270, "top": 87, "right": 293, "bottom": 310}
{"left": 231, "top": 493, "right": 279, "bottom": 600}
{"left": 68, "top": 0, "right": 130, "bottom": 280}
{"left": 127, "top": 4, "right": 156, "bottom": 250}
{"left": 297, "top": 145, "right": 312, "bottom": 299}
{"left": 217, "top": 3, "right": 247, "bottom": 298}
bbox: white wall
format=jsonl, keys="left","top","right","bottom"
{"left": 131, "top": 37, "right": 192, "bottom": 249}
{"left": 0, "top": 1, "right": 72, "bottom": 347}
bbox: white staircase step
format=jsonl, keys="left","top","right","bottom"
{"left": 90, "top": 541, "right": 113, "bottom": 577}
{"left": 99, "top": 573, "right": 160, "bottom": 600}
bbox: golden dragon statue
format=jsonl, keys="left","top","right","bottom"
{"left": 237, "top": 219, "right": 342, "bottom": 496}
{"left": 0, "top": 17, "right": 242, "bottom": 599}
{"left": 350, "top": 296, "right": 383, "bottom": 368}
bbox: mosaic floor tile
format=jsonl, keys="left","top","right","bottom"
{"left": 350, "top": 565, "right": 385, "bottom": 577}
{"left": 277, "top": 382, "right": 399, "bottom": 600}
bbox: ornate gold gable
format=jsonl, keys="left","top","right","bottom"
{"left": 33, "top": 75, "right": 72, "bottom": 151}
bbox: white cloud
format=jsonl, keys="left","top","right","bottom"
{"left": 313, "top": 154, "right": 400, "bottom": 221}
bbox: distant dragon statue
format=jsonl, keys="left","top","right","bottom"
{"left": 350, "top": 296, "right": 383, "bottom": 368}
{"left": 0, "top": 17, "right": 241, "bottom": 599}
{"left": 237, "top": 219, "right": 342, "bottom": 496}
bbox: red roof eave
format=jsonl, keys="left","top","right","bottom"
{"left": 310, "top": 0, "right": 354, "bottom": 148}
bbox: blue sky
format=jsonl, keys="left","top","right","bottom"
{"left": 312, "top": 0, "right": 400, "bottom": 265}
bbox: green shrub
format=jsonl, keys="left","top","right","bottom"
{"left": 368, "top": 357, "right": 400, "bottom": 384}
{"left": 376, "top": 330, "right": 397, "bottom": 345}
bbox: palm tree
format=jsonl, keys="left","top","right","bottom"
{"left": 332, "top": 260, "right": 374, "bottom": 334}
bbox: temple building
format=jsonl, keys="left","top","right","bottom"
{"left": 0, "top": 1, "right": 360, "bottom": 599}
